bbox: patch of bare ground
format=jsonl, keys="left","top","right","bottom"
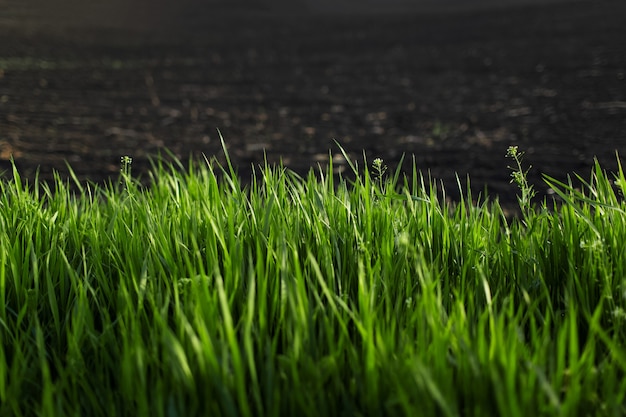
{"left": 0, "top": 0, "right": 624, "bottom": 211}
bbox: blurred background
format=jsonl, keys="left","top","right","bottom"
{"left": 0, "top": 0, "right": 591, "bottom": 27}
{"left": 0, "top": 0, "right": 624, "bottom": 208}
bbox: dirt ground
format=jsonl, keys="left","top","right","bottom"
{"left": 0, "top": 0, "right": 624, "bottom": 210}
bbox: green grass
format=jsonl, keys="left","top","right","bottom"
{"left": 1, "top": 141, "right": 625, "bottom": 416}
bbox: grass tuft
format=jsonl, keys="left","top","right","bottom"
{"left": 1, "top": 144, "right": 625, "bottom": 416}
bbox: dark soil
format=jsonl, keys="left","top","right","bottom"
{"left": 0, "top": 0, "right": 625, "bottom": 211}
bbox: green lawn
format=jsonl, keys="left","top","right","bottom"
{"left": 1, "top": 141, "right": 625, "bottom": 416}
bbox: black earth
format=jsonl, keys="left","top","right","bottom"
{"left": 0, "top": 0, "right": 625, "bottom": 212}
